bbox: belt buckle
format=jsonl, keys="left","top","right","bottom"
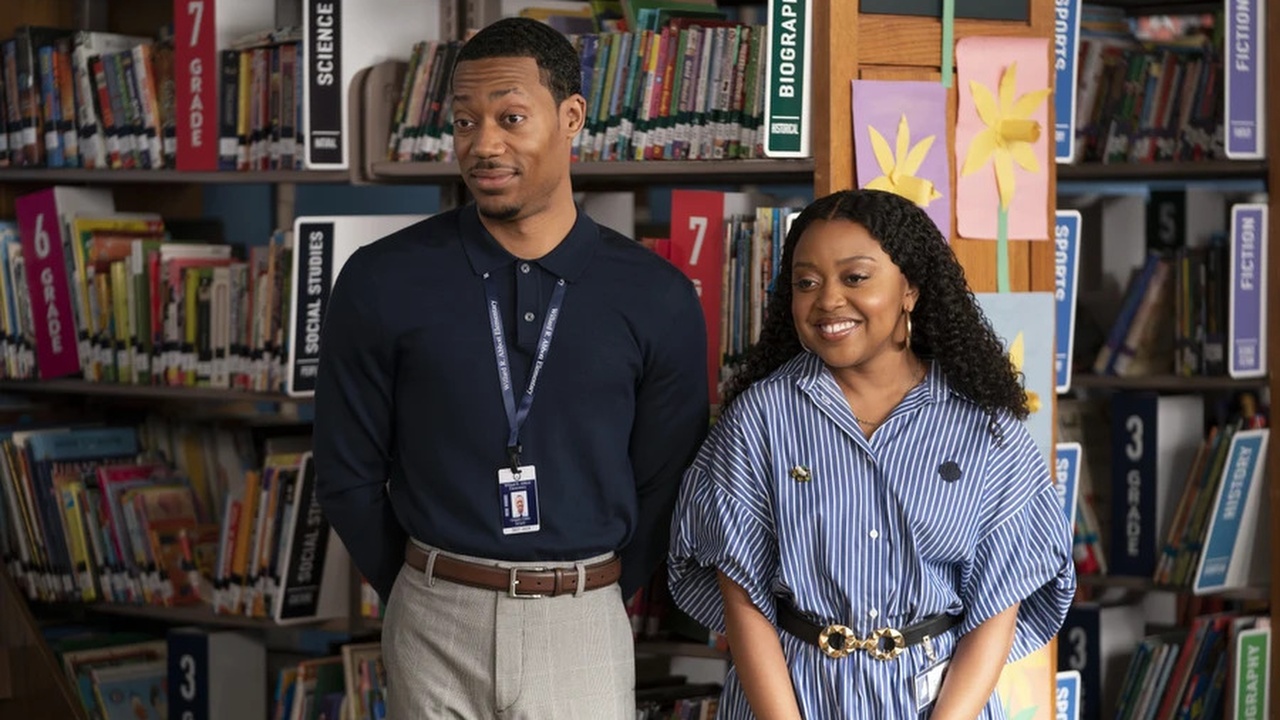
{"left": 868, "top": 627, "right": 906, "bottom": 661}
{"left": 817, "top": 624, "right": 856, "bottom": 659}
{"left": 508, "top": 567, "right": 545, "bottom": 598}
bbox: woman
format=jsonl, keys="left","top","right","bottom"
{"left": 667, "top": 189, "right": 1076, "bottom": 719}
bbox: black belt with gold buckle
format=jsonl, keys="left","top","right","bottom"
{"left": 777, "top": 599, "right": 963, "bottom": 660}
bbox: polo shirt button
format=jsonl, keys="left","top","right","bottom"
{"left": 869, "top": 529, "right": 879, "bottom": 539}
{"left": 524, "top": 312, "right": 535, "bottom": 322}
{"left": 520, "top": 263, "right": 531, "bottom": 274}
{"left": 868, "top": 608, "right": 879, "bottom": 619}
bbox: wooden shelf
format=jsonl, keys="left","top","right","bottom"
{"left": 1057, "top": 160, "right": 1268, "bottom": 182}
{"left": 1069, "top": 373, "right": 1268, "bottom": 392}
{"left": 0, "top": 169, "right": 350, "bottom": 184}
{"left": 1077, "top": 574, "right": 1270, "bottom": 602}
{"left": 0, "top": 379, "right": 308, "bottom": 404}
{"left": 1095, "top": 0, "right": 1222, "bottom": 15}
{"left": 366, "top": 159, "right": 816, "bottom": 186}
{"left": 634, "top": 641, "right": 729, "bottom": 660}
{"left": 82, "top": 601, "right": 348, "bottom": 631}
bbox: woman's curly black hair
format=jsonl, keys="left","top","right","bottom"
{"left": 721, "top": 189, "right": 1029, "bottom": 435}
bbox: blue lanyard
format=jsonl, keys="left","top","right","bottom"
{"left": 483, "top": 272, "right": 568, "bottom": 472}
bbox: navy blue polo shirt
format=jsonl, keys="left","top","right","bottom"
{"left": 313, "top": 203, "right": 709, "bottom": 601}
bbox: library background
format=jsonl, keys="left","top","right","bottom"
{"left": 0, "top": 0, "right": 1273, "bottom": 717}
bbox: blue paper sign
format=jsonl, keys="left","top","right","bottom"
{"left": 1229, "top": 204, "right": 1268, "bottom": 379}
{"left": 1055, "top": 211, "right": 1081, "bottom": 393}
{"left": 1056, "top": 670, "right": 1081, "bottom": 720}
{"left": 1054, "top": 442, "right": 1081, "bottom": 528}
{"left": 1053, "top": 0, "right": 1081, "bottom": 162}
{"left": 1225, "top": 0, "right": 1265, "bottom": 158}
{"left": 1194, "top": 428, "right": 1269, "bottom": 594}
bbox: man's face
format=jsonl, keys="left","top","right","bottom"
{"left": 451, "top": 56, "right": 582, "bottom": 222}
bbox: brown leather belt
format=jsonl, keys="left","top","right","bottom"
{"left": 404, "top": 542, "right": 622, "bottom": 598}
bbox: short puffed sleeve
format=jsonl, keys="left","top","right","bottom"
{"left": 667, "top": 400, "right": 780, "bottom": 632}
{"left": 957, "top": 412, "right": 1077, "bottom": 661}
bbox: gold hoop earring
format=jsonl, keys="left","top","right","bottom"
{"left": 904, "top": 311, "right": 913, "bottom": 351}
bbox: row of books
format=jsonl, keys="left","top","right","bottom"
{"left": 1, "top": 28, "right": 177, "bottom": 170}
{"left": 1118, "top": 612, "right": 1270, "bottom": 719}
{"left": 210, "top": 448, "right": 333, "bottom": 621}
{"left": 1064, "top": 389, "right": 1272, "bottom": 596}
{"left": 635, "top": 683, "right": 722, "bottom": 719}
{"left": 1062, "top": 599, "right": 1271, "bottom": 719}
{"left": 568, "top": 20, "right": 769, "bottom": 162}
{"left": 1, "top": 0, "right": 441, "bottom": 172}
{"left": 1089, "top": 199, "right": 1263, "bottom": 380}
{"left": 42, "top": 621, "right": 388, "bottom": 720}
{"left": 0, "top": 24, "right": 307, "bottom": 171}
{"left": 0, "top": 186, "right": 293, "bottom": 389}
{"left": 654, "top": 189, "right": 800, "bottom": 402}
{"left": 274, "top": 643, "right": 386, "bottom": 720}
{"left": 1071, "top": 5, "right": 1226, "bottom": 164}
{"left": 385, "top": 16, "right": 771, "bottom": 165}
{"left": 1148, "top": 394, "right": 1269, "bottom": 591}
{"left": 1089, "top": 245, "right": 1228, "bottom": 378}
{"left": 0, "top": 417, "right": 250, "bottom": 604}
{"left": 215, "top": 28, "right": 307, "bottom": 172}
{"left": 1058, "top": 398, "right": 1110, "bottom": 577}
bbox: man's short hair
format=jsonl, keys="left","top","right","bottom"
{"left": 454, "top": 17, "right": 582, "bottom": 104}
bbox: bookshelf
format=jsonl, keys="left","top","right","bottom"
{"left": 1058, "top": 160, "right": 1270, "bottom": 182}
{"left": 1075, "top": 573, "right": 1270, "bottom": 603}
{"left": 367, "top": 157, "right": 817, "bottom": 185}
{"left": 1055, "top": 0, "right": 1280, "bottom": 712}
{"left": 815, "top": 0, "right": 1275, "bottom": 712}
{"left": 1069, "top": 373, "right": 1270, "bottom": 392}
{"left": 0, "top": 170, "right": 351, "bottom": 184}
{"left": 0, "top": 379, "right": 305, "bottom": 404}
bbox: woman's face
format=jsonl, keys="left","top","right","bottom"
{"left": 790, "top": 219, "right": 916, "bottom": 374}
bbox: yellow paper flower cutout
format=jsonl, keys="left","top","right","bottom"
{"left": 960, "top": 62, "right": 1052, "bottom": 210}
{"left": 1008, "top": 331, "right": 1041, "bottom": 414}
{"left": 865, "top": 113, "right": 942, "bottom": 208}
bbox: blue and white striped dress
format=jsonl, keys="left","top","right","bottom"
{"left": 667, "top": 352, "right": 1077, "bottom": 718}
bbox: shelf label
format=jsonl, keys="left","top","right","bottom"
{"left": 290, "top": 222, "right": 334, "bottom": 395}
{"left": 1053, "top": 0, "right": 1081, "bottom": 163}
{"left": 305, "top": 0, "right": 345, "bottom": 168}
{"left": 1054, "top": 442, "right": 1081, "bottom": 528}
{"left": 174, "top": 0, "right": 218, "bottom": 170}
{"left": 1054, "top": 210, "right": 1081, "bottom": 393}
{"left": 15, "top": 190, "right": 81, "bottom": 379}
{"left": 1194, "top": 428, "right": 1269, "bottom": 594}
{"left": 1225, "top": 0, "right": 1266, "bottom": 159}
{"left": 764, "top": 0, "right": 811, "bottom": 157}
{"left": 1228, "top": 203, "right": 1267, "bottom": 379}
{"left": 1055, "top": 670, "right": 1081, "bottom": 720}
{"left": 1235, "top": 628, "right": 1271, "bottom": 720}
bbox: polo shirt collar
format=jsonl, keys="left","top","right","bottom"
{"left": 459, "top": 203, "right": 599, "bottom": 282}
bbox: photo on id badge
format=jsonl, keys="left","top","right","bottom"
{"left": 500, "top": 465, "right": 541, "bottom": 534}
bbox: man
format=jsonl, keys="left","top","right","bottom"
{"left": 313, "top": 17, "right": 709, "bottom": 718}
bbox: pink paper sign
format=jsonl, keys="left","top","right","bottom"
{"left": 955, "top": 36, "right": 1052, "bottom": 240}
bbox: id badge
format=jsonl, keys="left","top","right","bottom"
{"left": 912, "top": 659, "right": 949, "bottom": 712}
{"left": 499, "top": 465, "right": 540, "bottom": 535}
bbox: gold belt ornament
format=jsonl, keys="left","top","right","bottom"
{"left": 817, "top": 624, "right": 906, "bottom": 660}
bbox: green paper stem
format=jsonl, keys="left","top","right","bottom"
{"left": 997, "top": 205, "right": 1010, "bottom": 293}
{"left": 941, "top": 0, "right": 955, "bottom": 88}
